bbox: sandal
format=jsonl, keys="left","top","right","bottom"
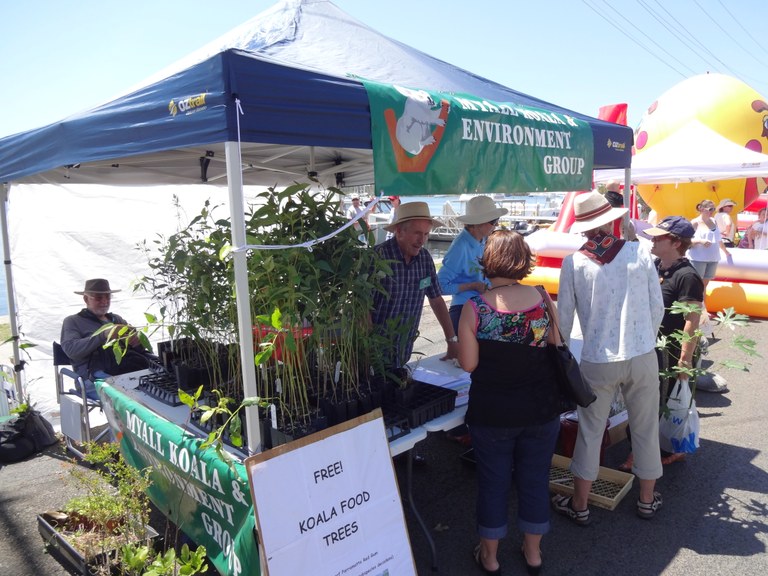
{"left": 520, "top": 546, "right": 542, "bottom": 576}
{"left": 551, "top": 494, "right": 591, "bottom": 526}
{"left": 661, "top": 453, "right": 686, "bottom": 465}
{"left": 618, "top": 452, "right": 634, "bottom": 472}
{"left": 473, "top": 544, "right": 501, "bottom": 575}
{"left": 636, "top": 491, "right": 663, "bottom": 519}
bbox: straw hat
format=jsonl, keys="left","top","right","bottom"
{"left": 570, "top": 191, "right": 628, "bottom": 234}
{"left": 717, "top": 198, "right": 737, "bottom": 210}
{"left": 384, "top": 201, "right": 441, "bottom": 232}
{"left": 457, "top": 195, "right": 508, "bottom": 225}
{"left": 75, "top": 278, "right": 121, "bottom": 295}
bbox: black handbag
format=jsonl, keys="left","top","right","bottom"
{"left": 536, "top": 286, "right": 597, "bottom": 408}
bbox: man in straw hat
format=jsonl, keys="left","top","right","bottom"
{"left": 373, "top": 202, "right": 458, "bottom": 376}
{"left": 61, "top": 279, "right": 156, "bottom": 400}
{"left": 553, "top": 191, "right": 666, "bottom": 523}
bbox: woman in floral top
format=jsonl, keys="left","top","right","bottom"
{"left": 458, "top": 230, "right": 561, "bottom": 576}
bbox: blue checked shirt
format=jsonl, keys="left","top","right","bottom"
{"left": 372, "top": 238, "right": 442, "bottom": 368}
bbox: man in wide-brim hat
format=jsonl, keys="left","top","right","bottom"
{"left": 61, "top": 278, "right": 156, "bottom": 400}
{"left": 374, "top": 202, "right": 458, "bottom": 372}
{"left": 552, "top": 191, "right": 666, "bottom": 525}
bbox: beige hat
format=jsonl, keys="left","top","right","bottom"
{"left": 457, "top": 195, "right": 508, "bottom": 225}
{"left": 570, "top": 191, "right": 628, "bottom": 234}
{"left": 604, "top": 180, "right": 621, "bottom": 193}
{"left": 75, "top": 278, "right": 121, "bottom": 295}
{"left": 717, "top": 198, "right": 737, "bottom": 210}
{"left": 384, "top": 201, "right": 441, "bottom": 232}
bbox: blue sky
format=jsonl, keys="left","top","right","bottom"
{"left": 2, "top": 0, "right": 767, "bottom": 138}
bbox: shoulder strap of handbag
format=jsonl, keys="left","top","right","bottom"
{"left": 535, "top": 285, "right": 564, "bottom": 346}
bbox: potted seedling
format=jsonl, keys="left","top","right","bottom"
{"left": 37, "top": 442, "right": 209, "bottom": 575}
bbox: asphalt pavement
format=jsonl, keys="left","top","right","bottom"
{"left": 1, "top": 304, "right": 767, "bottom": 575}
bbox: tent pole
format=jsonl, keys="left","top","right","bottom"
{"left": 623, "top": 167, "right": 632, "bottom": 222}
{"left": 0, "top": 183, "right": 23, "bottom": 402}
{"left": 225, "top": 142, "right": 262, "bottom": 454}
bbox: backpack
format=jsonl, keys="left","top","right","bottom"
{"left": 0, "top": 409, "right": 58, "bottom": 463}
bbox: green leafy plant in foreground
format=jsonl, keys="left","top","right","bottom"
{"left": 58, "top": 442, "right": 209, "bottom": 575}
{"left": 120, "top": 542, "right": 208, "bottom": 576}
{"left": 179, "top": 385, "right": 270, "bottom": 461}
{"left": 657, "top": 303, "right": 760, "bottom": 385}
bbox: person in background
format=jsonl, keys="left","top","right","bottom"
{"left": 603, "top": 181, "right": 638, "bottom": 241}
{"left": 714, "top": 198, "right": 737, "bottom": 247}
{"left": 458, "top": 230, "right": 560, "bottom": 576}
{"left": 749, "top": 208, "right": 768, "bottom": 250}
{"left": 371, "top": 202, "right": 458, "bottom": 377}
{"left": 619, "top": 216, "right": 705, "bottom": 472}
{"left": 687, "top": 199, "right": 730, "bottom": 298}
{"left": 438, "top": 195, "right": 507, "bottom": 335}
{"left": 555, "top": 191, "right": 665, "bottom": 524}
{"left": 61, "top": 278, "right": 156, "bottom": 401}
{"left": 385, "top": 195, "right": 401, "bottom": 241}
{"left": 345, "top": 195, "right": 365, "bottom": 221}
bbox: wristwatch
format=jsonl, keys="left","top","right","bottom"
{"left": 446, "top": 335, "right": 459, "bottom": 343}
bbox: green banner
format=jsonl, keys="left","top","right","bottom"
{"left": 97, "top": 382, "right": 259, "bottom": 576}
{"left": 362, "top": 79, "right": 594, "bottom": 195}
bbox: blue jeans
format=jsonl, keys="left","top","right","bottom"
{"left": 471, "top": 418, "right": 560, "bottom": 539}
{"left": 449, "top": 305, "right": 462, "bottom": 337}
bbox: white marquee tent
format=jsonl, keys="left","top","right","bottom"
{"left": 594, "top": 120, "right": 768, "bottom": 185}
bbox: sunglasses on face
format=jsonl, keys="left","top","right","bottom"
{"left": 86, "top": 294, "right": 111, "bottom": 301}
{"left": 487, "top": 219, "right": 499, "bottom": 226}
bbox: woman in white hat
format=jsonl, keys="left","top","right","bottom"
{"left": 438, "top": 195, "right": 508, "bottom": 334}
{"left": 688, "top": 199, "right": 731, "bottom": 297}
{"left": 714, "top": 198, "right": 737, "bottom": 247}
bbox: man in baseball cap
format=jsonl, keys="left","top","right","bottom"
{"left": 644, "top": 215, "right": 695, "bottom": 239}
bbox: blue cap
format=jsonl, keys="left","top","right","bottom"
{"left": 645, "top": 216, "right": 695, "bottom": 239}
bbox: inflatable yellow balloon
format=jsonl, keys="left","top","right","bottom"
{"left": 635, "top": 73, "right": 768, "bottom": 219}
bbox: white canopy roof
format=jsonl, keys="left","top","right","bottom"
{"left": 595, "top": 120, "right": 768, "bottom": 184}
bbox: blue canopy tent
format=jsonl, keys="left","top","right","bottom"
{"left": 0, "top": 0, "right": 633, "bottom": 451}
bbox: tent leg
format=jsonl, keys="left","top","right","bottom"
{"left": 225, "top": 142, "right": 262, "bottom": 454}
{"left": 0, "top": 184, "right": 23, "bottom": 402}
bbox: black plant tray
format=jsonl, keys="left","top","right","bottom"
{"left": 268, "top": 413, "right": 329, "bottom": 449}
{"left": 138, "top": 372, "right": 184, "bottom": 406}
{"left": 384, "top": 382, "right": 458, "bottom": 428}
{"left": 384, "top": 413, "right": 411, "bottom": 442}
{"left": 37, "top": 512, "right": 158, "bottom": 576}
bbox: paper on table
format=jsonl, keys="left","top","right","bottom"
{"left": 409, "top": 355, "right": 470, "bottom": 387}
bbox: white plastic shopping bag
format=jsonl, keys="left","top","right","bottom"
{"left": 659, "top": 378, "right": 700, "bottom": 454}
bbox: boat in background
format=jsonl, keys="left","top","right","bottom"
{"left": 339, "top": 191, "right": 567, "bottom": 243}
{"left": 428, "top": 193, "right": 564, "bottom": 242}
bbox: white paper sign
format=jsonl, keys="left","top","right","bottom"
{"left": 245, "top": 411, "right": 416, "bottom": 576}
